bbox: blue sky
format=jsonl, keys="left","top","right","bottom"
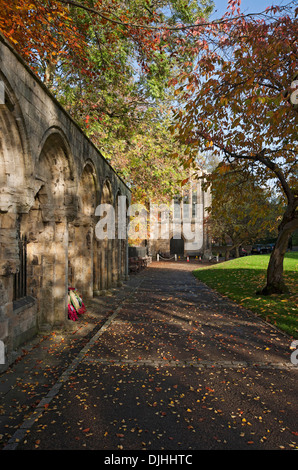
{"left": 210, "top": 0, "right": 289, "bottom": 18}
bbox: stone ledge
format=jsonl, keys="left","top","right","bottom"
{"left": 13, "top": 296, "right": 36, "bottom": 314}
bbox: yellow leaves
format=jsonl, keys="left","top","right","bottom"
{"left": 219, "top": 97, "right": 228, "bottom": 107}
{"left": 216, "top": 162, "right": 230, "bottom": 175}
{"left": 183, "top": 156, "right": 194, "bottom": 169}
{"left": 241, "top": 418, "right": 252, "bottom": 426}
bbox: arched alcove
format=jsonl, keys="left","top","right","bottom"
{"left": 68, "top": 162, "right": 98, "bottom": 299}
{"left": 0, "top": 73, "right": 30, "bottom": 197}
{"left": 98, "top": 179, "right": 113, "bottom": 292}
{"left": 113, "top": 190, "right": 122, "bottom": 286}
{"left": 20, "top": 131, "right": 75, "bottom": 328}
{"left": 0, "top": 74, "right": 32, "bottom": 353}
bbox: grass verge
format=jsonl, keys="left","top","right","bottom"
{"left": 193, "top": 252, "right": 298, "bottom": 338}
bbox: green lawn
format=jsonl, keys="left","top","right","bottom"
{"left": 193, "top": 252, "right": 298, "bottom": 338}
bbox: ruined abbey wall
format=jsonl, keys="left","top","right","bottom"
{"left": 0, "top": 35, "right": 131, "bottom": 370}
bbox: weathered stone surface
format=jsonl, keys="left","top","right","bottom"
{"left": 0, "top": 34, "right": 131, "bottom": 371}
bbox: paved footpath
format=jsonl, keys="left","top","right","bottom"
{"left": 1, "top": 261, "right": 297, "bottom": 453}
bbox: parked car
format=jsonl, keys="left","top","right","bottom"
{"left": 251, "top": 244, "right": 268, "bottom": 254}
{"left": 265, "top": 243, "right": 275, "bottom": 252}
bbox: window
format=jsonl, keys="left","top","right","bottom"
{"left": 13, "top": 234, "right": 27, "bottom": 300}
{"left": 192, "top": 191, "right": 197, "bottom": 217}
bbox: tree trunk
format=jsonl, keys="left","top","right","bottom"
{"left": 44, "top": 57, "right": 56, "bottom": 90}
{"left": 259, "top": 202, "right": 298, "bottom": 295}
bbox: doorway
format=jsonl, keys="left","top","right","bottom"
{"left": 170, "top": 237, "right": 184, "bottom": 255}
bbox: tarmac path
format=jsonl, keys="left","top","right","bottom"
{"left": 1, "top": 261, "right": 297, "bottom": 453}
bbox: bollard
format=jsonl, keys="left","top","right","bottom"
{"left": 157, "top": 254, "right": 159, "bottom": 262}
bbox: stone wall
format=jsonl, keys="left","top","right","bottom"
{"left": 0, "top": 34, "right": 131, "bottom": 371}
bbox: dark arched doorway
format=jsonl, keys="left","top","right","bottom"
{"left": 170, "top": 237, "right": 184, "bottom": 255}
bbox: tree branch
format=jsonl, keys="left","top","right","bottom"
{"left": 56, "top": 0, "right": 290, "bottom": 32}
{"left": 220, "top": 147, "right": 295, "bottom": 204}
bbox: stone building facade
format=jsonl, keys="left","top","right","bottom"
{"left": 147, "top": 172, "right": 212, "bottom": 259}
{"left": 0, "top": 35, "right": 131, "bottom": 371}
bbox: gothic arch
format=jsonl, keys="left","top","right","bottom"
{"left": 0, "top": 72, "right": 31, "bottom": 208}
{"left": 20, "top": 131, "right": 75, "bottom": 328}
{"left": 68, "top": 161, "right": 98, "bottom": 299}
{"left": 97, "top": 178, "right": 114, "bottom": 292}
{"left": 0, "top": 73, "right": 33, "bottom": 355}
{"left": 113, "top": 189, "right": 121, "bottom": 286}
{"left": 101, "top": 178, "right": 113, "bottom": 204}
{"left": 78, "top": 162, "right": 98, "bottom": 215}
{"left": 36, "top": 130, "right": 76, "bottom": 220}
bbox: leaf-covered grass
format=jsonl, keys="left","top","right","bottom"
{"left": 193, "top": 253, "right": 298, "bottom": 338}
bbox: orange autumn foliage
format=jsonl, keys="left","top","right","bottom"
{"left": 0, "top": 0, "right": 87, "bottom": 81}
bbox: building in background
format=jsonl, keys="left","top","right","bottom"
{"left": 133, "top": 170, "right": 212, "bottom": 260}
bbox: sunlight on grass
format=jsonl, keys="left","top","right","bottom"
{"left": 193, "top": 253, "right": 298, "bottom": 338}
